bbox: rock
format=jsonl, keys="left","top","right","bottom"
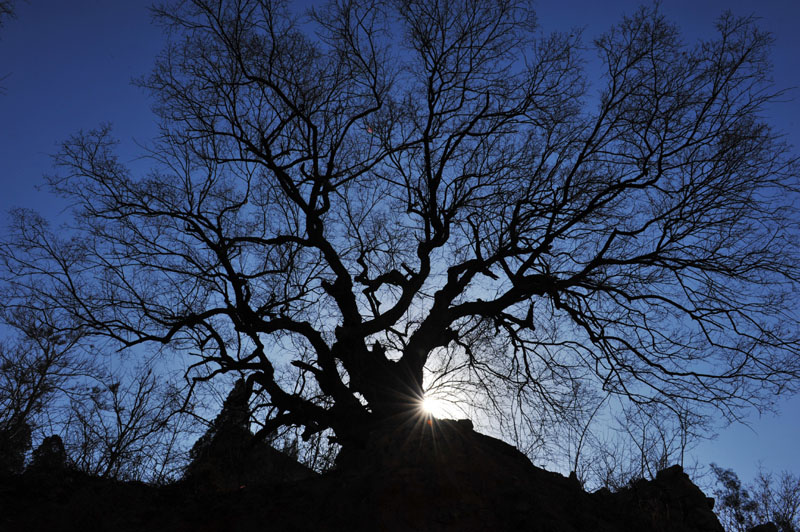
{"left": 456, "top": 418, "right": 474, "bottom": 430}
{"left": 29, "top": 435, "right": 67, "bottom": 473}
{"left": 0, "top": 416, "right": 727, "bottom": 532}
{"left": 183, "top": 429, "right": 317, "bottom": 493}
{"left": 605, "top": 464, "right": 724, "bottom": 532}
{"left": 748, "top": 524, "right": 779, "bottom": 532}
{"left": 183, "top": 379, "right": 317, "bottom": 493}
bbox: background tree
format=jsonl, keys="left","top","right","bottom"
{"left": 711, "top": 464, "right": 800, "bottom": 532}
{"left": 546, "top": 384, "right": 708, "bottom": 489}
{"left": 0, "top": 0, "right": 14, "bottom": 28}
{"left": 0, "top": 302, "right": 195, "bottom": 481}
{"left": 1, "top": 0, "right": 798, "bottom": 460}
{"left": 0, "top": 307, "right": 93, "bottom": 474}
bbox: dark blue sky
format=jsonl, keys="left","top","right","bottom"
{"left": 1, "top": 0, "right": 799, "bottom": 483}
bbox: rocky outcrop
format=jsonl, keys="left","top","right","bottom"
{"left": 183, "top": 379, "right": 317, "bottom": 493}
{"left": 602, "top": 464, "right": 722, "bottom": 532}
{"left": 183, "top": 434, "right": 318, "bottom": 493}
{"left": 28, "top": 435, "right": 68, "bottom": 473}
{"left": 0, "top": 415, "right": 725, "bottom": 532}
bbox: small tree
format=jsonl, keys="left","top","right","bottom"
{"left": 64, "top": 367, "right": 190, "bottom": 481}
{"left": 0, "top": 301, "right": 195, "bottom": 482}
{"left": 551, "top": 385, "right": 707, "bottom": 490}
{"left": 2, "top": 0, "right": 799, "bottom": 460}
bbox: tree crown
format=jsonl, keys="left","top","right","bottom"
{"left": 2, "top": 0, "right": 798, "bottom": 450}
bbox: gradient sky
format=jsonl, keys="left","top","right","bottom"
{"left": 1, "top": 0, "right": 799, "bottom": 485}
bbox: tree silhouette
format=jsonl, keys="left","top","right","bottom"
{"left": 0, "top": 0, "right": 17, "bottom": 92}
{"left": 2, "top": 0, "right": 798, "bottom": 456}
{"left": 0, "top": 421, "right": 29, "bottom": 475}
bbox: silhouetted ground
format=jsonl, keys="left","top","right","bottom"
{"left": 0, "top": 419, "right": 724, "bottom": 531}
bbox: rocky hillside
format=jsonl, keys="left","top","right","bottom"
{"left": 1, "top": 417, "right": 727, "bottom": 531}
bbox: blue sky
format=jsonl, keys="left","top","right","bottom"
{"left": 1, "top": 0, "right": 799, "bottom": 484}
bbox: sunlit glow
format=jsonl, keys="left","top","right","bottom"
{"left": 421, "top": 396, "right": 449, "bottom": 418}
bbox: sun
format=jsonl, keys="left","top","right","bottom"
{"left": 421, "top": 396, "right": 448, "bottom": 418}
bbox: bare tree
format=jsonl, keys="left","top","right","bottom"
{"left": 0, "top": 300, "right": 192, "bottom": 482}
{"left": 752, "top": 468, "right": 800, "bottom": 532}
{"left": 1, "top": 0, "right": 798, "bottom": 461}
{"left": 0, "top": 308, "right": 89, "bottom": 431}
{"left": 550, "top": 385, "right": 708, "bottom": 490}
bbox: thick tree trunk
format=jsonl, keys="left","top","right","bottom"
{"left": 331, "top": 358, "right": 426, "bottom": 466}
{"left": 358, "top": 356, "right": 425, "bottom": 422}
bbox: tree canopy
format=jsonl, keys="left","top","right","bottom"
{"left": 2, "top": 0, "right": 799, "bottom": 452}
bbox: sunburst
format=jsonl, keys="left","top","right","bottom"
{"left": 421, "top": 396, "right": 449, "bottom": 418}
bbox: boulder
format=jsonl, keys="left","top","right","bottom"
{"left": 28, "top": 435, "right": 67, "bottom": 473}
